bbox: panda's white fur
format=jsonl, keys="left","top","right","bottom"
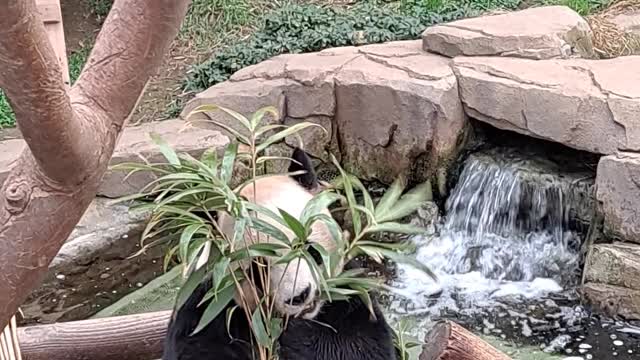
{"left": 164, "top": 148, "right": 397, "bottom": 360}
{"left": 216, "top": 174, "right": 336, "bottom": 319}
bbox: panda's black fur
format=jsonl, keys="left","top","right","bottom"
{"left": 162, "top": 148, "right": 397, "bottom": 360}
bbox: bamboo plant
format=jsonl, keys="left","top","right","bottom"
{"left": 113, "top": 105, "right": 436, "bottom": 359}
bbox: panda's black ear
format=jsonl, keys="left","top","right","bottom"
{"left": 288, "top": 147, "right": 318, "bottom": 191}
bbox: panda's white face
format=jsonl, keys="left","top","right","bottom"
{"left": 271, "top": 257, "right": 323, "bottom": 319}
{"left": 217, "top": 175, "right": 337, "bottom": 320}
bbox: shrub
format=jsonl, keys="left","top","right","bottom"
{"left": 185, "top": 0, "right": 524, "bottom": 91}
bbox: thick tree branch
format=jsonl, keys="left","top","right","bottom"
{"left": 0, "top": 0, "right": 87, "bottom": 184}
{"left": 0, "top": 0, "right": 190, "bottom": 329}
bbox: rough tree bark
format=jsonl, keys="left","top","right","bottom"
{"left": 419, "top": 320, "right": 512, "bottom": 360}
{"left": 0, "top": 0, "right": 191, "bottom": 329}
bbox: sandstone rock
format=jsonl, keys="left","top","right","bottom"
{"left": 99, "top": 119, "right": 229, "bottom": 198}
{"left": 423, "top": 6, "right": 594, "bottom": 59}
{"left": 21, "top": 198, "right": 163, "bottom": 325}
{"left": 581, "top": 283, "right": 640, "bottom": 320}
{"left": 609, "top": 9, "right": 640, "bottom": 36}
{"left": 584, "top": 243, "right": 640, "bottom": 289}
{"left": 182, "top": 40, "right": 468, "bottom": 184}
{"left": 453, "top": 56, "right": 640, "bottom": 155}
{"left": 284, "top": 116, "right": 333, "bottom": 160}
{"left": 335, "top": 46, "right": 466, "bottom": 183}
{"left": 596, "top": 152, "right": 640, "bottom": 243}
{"left": 180, "top": 78, "right": 288, "bottom": 136}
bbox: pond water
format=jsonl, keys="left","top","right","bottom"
{"left": 384, "top": 147, "right": 640, "bottom": 359}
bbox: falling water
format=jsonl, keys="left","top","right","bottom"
{"left": 388, "top": 147, "right": 595, "bottom": 319}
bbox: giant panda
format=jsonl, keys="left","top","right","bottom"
{"left": 163, "top": 147, "right": 397, "bottom": 360}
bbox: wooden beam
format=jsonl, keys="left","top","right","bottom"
{"left": 18, "top": 311, "right": 171, "bottom": 360}
{"left": 35, "top": 0, "right": 70, "bottom": 87}
{"left": 419, "top": 320, "right": 512, "bottom": 360}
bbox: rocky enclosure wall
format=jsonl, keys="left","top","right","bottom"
{"left": 2, "top": 5, "right": 639, "bottom": 323}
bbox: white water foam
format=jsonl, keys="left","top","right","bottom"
{"left": 387, "top": 149, "right": 591, "bottom": 321}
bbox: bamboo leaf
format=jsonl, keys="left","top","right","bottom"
{"left": 251, "top": 307, "right": 271, "bottom": 348}
{"left": 300, "top": 191, "right": 343, "bottom": 226}
{"left": 221, "top": 142, "right": 238, "bottom": 184}
{"left": 256, "top": 122, "right": 324, "bottom": 153}
{"left": 192, "top": 283, "right": 235, "bottom": 335}
{"left": 150, "top": 132, "right": 180, "bottom": 166}
{"left": 251, "top": 106, "right": 279, "bottom": 130}
{"left": 278, "top": 208, "right": 306, "bottom": 242}
{"left": 365, "top": 222, "right": 426, "bottom": 235}
{"left": 179, "top": 224, "right": 206, "bottom": 263}
{"left": 378, "top": 181, "right": 432, "bottom": 223}
{"left": 175, "top": 265, "right": 209, "bottom": 311}
{"left": 331, "top": 154, "right": 361, "bottom": 235}
{"left": 374, "top": 176, "right": 407, "bottom": 220}
{"left": 247, "top": 217, "right": 292, "bottom": 245}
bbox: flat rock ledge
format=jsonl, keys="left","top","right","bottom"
{"left": 182, "top": 40, "right": 468, "bottom": 185}
{"left": 422, "top": 6, "right": 595, "bottom": 59}
{"left": 453, "top": 56, "right": 640, "bottom": 155}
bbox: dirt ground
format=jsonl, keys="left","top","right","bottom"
{"left": 60, "top": 0, "right": 205, "bottom": 125}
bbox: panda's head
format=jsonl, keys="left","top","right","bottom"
{"left": 216, "top": 147, "right": 339, "bottom": 320}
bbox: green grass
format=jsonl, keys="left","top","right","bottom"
{"left": 540, "top": 0, "right": 610, "bottom": 15}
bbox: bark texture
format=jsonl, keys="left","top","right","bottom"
{"left": 18, "top": 311, "right": 170, "bottom": 360}
{"left": 0, "top": 0, "right": 190, "bottom": 328}
{"left": 419, "top": 320, "right": 512, "bottom": 360}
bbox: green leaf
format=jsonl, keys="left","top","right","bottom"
{"left": 377, "top": 181, "right": 432, "bottom": 223}
{"left": 211, "top": 257, "right": 231, "bottom": 291}
{"left": 331, "top": 154, "right": 361, "bottom": 235}
{"left": 175, "top": 264, "right": 209, "bottom": 312}
{"left": 374, "top": 175, "right": 407, "bottom": 220}
{"left": 192, "top": 283, "right": 236, "bottom": 335}
{"left": 300, "top": 191, "right": 343, "bottom": 226}
{"left": 256, "top": 122, "right": 324, "bottom": 153}
{"left": 251, "top": 106, "right": 279, "bottom": 130}
{"left": 179, "top": 224, "right": 206, "bottom": 263}
{"left": 251, "top": 308, "right": 271, "bottom": 348}
{"left": 362, "top": 245, "right": 438, "bottom": 282}
{"left": 221, "top": 142, "right": 238, "bottom": 184}
{"left": 254, "top": 124, "right": 288, "bottom": 137}
{"left": 150, "top": 132, "right": 180, "bottom": 166}
{"left": 278, "top": 208, "right": 307, "bottom": 242}
{"left": 365, "top": 222, "right": 426, "bottom": 235}
{"left": 247, "top": 217, "right": 292, "bottom": 245}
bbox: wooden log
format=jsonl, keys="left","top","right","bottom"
{"left": 419, "top": 320, "right": 512, "bottom": 360}
{"left": 18, "top": 311, "right": 171, "bottom": 360}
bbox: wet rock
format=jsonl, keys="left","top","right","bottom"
{"left": 452, "top": 56, "right": 640, "bottom": 155}
{"left": 423, "top": 6, "right": 594, "bottom": 59}
{"left": 584, "top": 243, "right": 640, "bottom": 288}
{"left": 581, "top": 283, "right": 640, "bottom": 320}
{"left": 20, "top": 198, "right": 163, "bottom": 325}
{"left": 596, "top": 153, "right": 640, "bottom": 244}
{"left": 544, "top": 334, "right": 572, "bottom": 353}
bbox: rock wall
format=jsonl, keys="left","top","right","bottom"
{"left": 178, "top": 5, "right": 640, "bottom": 321}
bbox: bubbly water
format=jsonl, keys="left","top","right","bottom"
{"left": 388, "top": 148, "right": 594, "bottom": 320}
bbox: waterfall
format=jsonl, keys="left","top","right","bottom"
{"left": 388, "top": 147, "right": 594, "bottom": 316}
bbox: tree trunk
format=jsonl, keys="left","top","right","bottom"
{"left": 18, "top": 311, "right": 171, "bottom": 360}
{"left": 419, "top": 321, "right": 512, "bottom": 360}
{"left": 0, "top": 0, "right": 191, "bottom": 329}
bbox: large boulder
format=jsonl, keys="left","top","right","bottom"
{"left": 20, "top": 198, "right": 162, "bottom": 325}
{"left": 453, "top": 56, "right": 640, "bottom": 155}
{"left": 422, "top": 6, "right": 594, "bottom": 59}
{"left": 181, "top": 40, "right": 468, "bottom": 185}
{"left": 596, "top": 152, "right": 640, "bottom": 243}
